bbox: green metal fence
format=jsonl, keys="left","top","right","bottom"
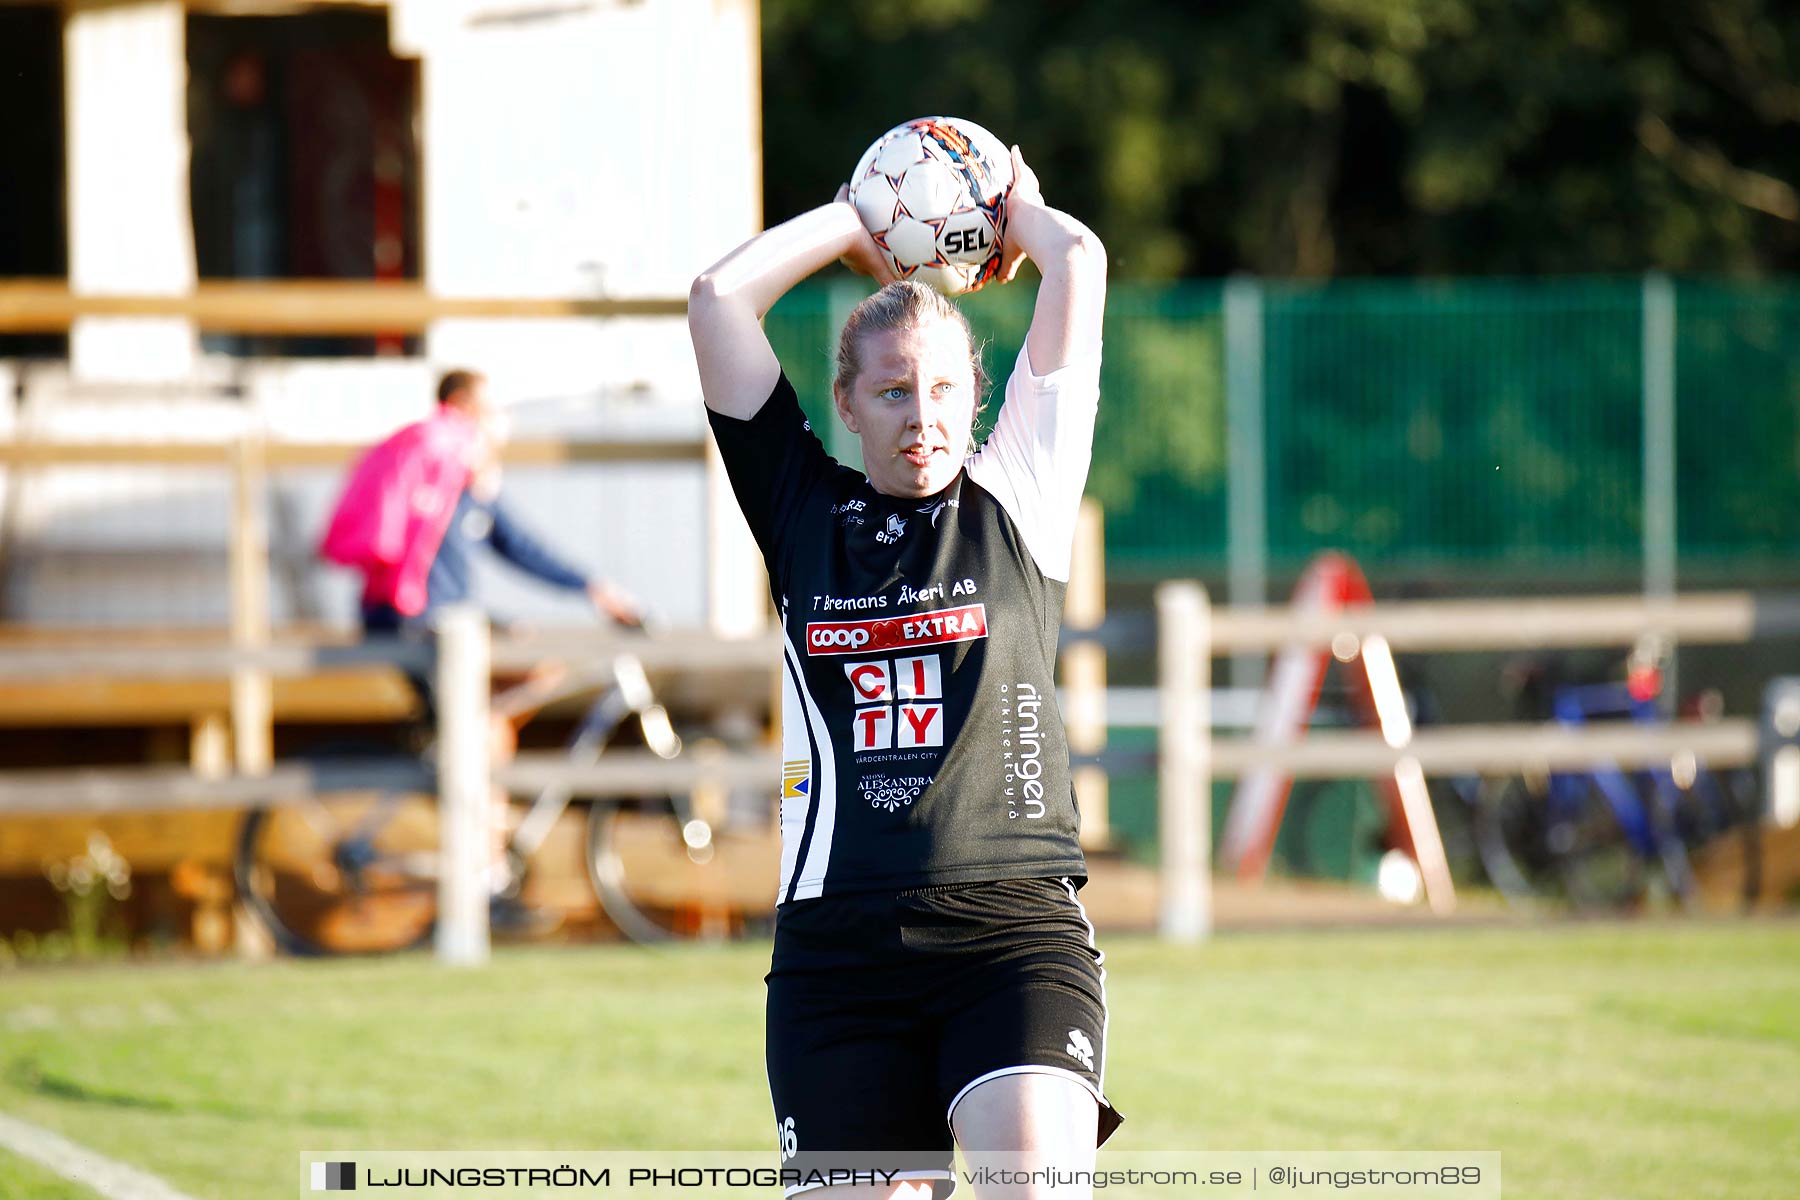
{"left": 764, "top": 277, "right": 1800, "bottom": 582}
{"left": 1676, "top": 283, "right": 1800, "bottom": 568}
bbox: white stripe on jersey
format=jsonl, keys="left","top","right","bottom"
{"left": 774, "top": 642, "right": 808, "bottom": 901}
{"left": 964, "top": 344, "right": 1101, "bottom": 583}
{"left": 780, "top": 622, "right": 838, "bottom": 901}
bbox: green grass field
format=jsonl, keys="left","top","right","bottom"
{"left": 0, "top": 923, "right": 1795, "bottom": 1199}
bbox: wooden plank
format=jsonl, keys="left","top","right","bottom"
{"left": 1157, "top": 582, "right": 1210, "bottom": 941}
{"left": 0, "top": 279, "right": 687, "bottom": 334}
{"left": 5, "top": 593, "right": 1783, "bottom": 676}
{"left": 229, "top": 438, "right": 273, "bottom": 773}
{"left": 0, "top": 672, "right": 415, "bottom": 726}
{"left": 1063, "top": 498, "right": 1109, "bottom": 847}
{"left": 590, "top": 808, "right": 781, "bottom": 910}
{"left": 184, "top": 0, "right": 385, "bottom": 13}
{"left": 0, "top": 810, "right": 240, "bottom": 875}
{"left": 0, "top": 623, "right": 328, "bottom": 647}
{"left": 281, "top": 439, "right": 708, "bottom": 467}
{"left": 498, "top": 747, "right": 779, "bottom": 797}
{"left": 0, "top": 641, "right": 434, "bottom": 681}
{"left": 0, "top": 748, "right": 776, "bottom": 814}
{"left": 0, "top": 438, "right": 706, "bottom": 468}
{"left": 1205, "top": 592, "right": 1800, "bottom": 652}
{"left": 0, "top": 758, "right": 433, "bottom": 815}
{"left": 190, "top": 712, "right": 230, "bottom": 778}
{"left": 489, "top": 630, "right": 782, "bottom": 673}
{"left": 434, "top": 606, "right": 491, "bottom": 964}
{"left": 0, "top": 630, "right": 772, "bottom": 682}
{"left": 1206, "top": 719, "right": 1757, "bottom": 778}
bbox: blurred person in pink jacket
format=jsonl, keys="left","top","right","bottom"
{"left": 322, "top": 369, "right": 641, "bottom": 922}
{"left": 323, "top": 368, "right": 640, "bottom": 644}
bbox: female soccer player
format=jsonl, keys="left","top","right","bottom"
{"left": 689, "top": 147, "right": 1116, "bottom": 1200}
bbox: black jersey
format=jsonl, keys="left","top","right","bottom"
{"left": 708, "top": 346, "right": 1100, "bottom": 903}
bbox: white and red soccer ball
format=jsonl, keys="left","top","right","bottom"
{"left": 847, "top": 117, "right": 1014, "bottom": 296}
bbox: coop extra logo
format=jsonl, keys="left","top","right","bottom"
{"left": 806, "top": 603, "right": 987, "bottom": 656}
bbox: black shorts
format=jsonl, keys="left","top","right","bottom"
{"left": 765, "top": 876, "right": 1123, "bottom": 1197}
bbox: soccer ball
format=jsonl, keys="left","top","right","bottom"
{"left": 847, "top": 117, "right": 1014, "bottom": 296}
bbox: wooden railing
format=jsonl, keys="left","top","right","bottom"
{"left": 1, "top": 589, "right": 1791, "bottom": 956}
{"left": 1152, "top": 586, "right": 1794, "bottom": 941}
{"left": 0, "top": 280, "right": 687, "bottom": 334}
{"left": 0, "top": 434, "right": 712, "bottom": 763}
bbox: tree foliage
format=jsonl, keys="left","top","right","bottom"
{"left": 761, "top": 0, "right": 1800, "bottom": 278}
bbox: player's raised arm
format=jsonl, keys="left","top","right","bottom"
{"left": 997, "top": 148, "right": 1107, "bottom": 376}
{"left": 688, "top": 197, "right": 896, "bottom": 420}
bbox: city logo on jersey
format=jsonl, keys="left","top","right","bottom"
{"left": 782, "top": 759, "right": 811, "bottom": 801}
{"left": 845, "top": 654, "right": 945, "bottom": 753}
{"left": 875, "top": 513, "right": 908, "bottom": 544}
{"left": 805, "top": 603, "right": 988, "bottom": 656}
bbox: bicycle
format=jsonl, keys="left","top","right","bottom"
{"left": 233, "top": 641, "right": 781, "bottom": 953}
{"left": 1467, "top": 640, "right": 1762, "bottom": 912}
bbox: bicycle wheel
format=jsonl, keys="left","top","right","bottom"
{"left": 236, "top": 787, "right": 439, "bottom": 956}
{"left": 1471, "top": 773, "right": 1560, "bottom": 907}
{"left": 585, "top": 787, "right": 781, "bottom": 943}
{"left": 1550, "top": 777, "right": 1647, "bottom": 912}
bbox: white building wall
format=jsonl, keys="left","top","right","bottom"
{"left": 64, "top": 0, "right": 199, "bottom": 381}
{"left": 6, "top": 0, "right": 764, "bottom": 633}
{"left": 403, "top": 0, "right": 759, "bottom": 400}
{"left": 402, "top": 0, "right": 763, "bottom": 632}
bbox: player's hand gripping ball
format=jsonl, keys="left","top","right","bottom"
{"left": 847, "top": 117, "right": 1015, "bottom": 296}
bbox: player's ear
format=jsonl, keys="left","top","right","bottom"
{"left": 833, "top": 381, "right": 862, "bottom": 435}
